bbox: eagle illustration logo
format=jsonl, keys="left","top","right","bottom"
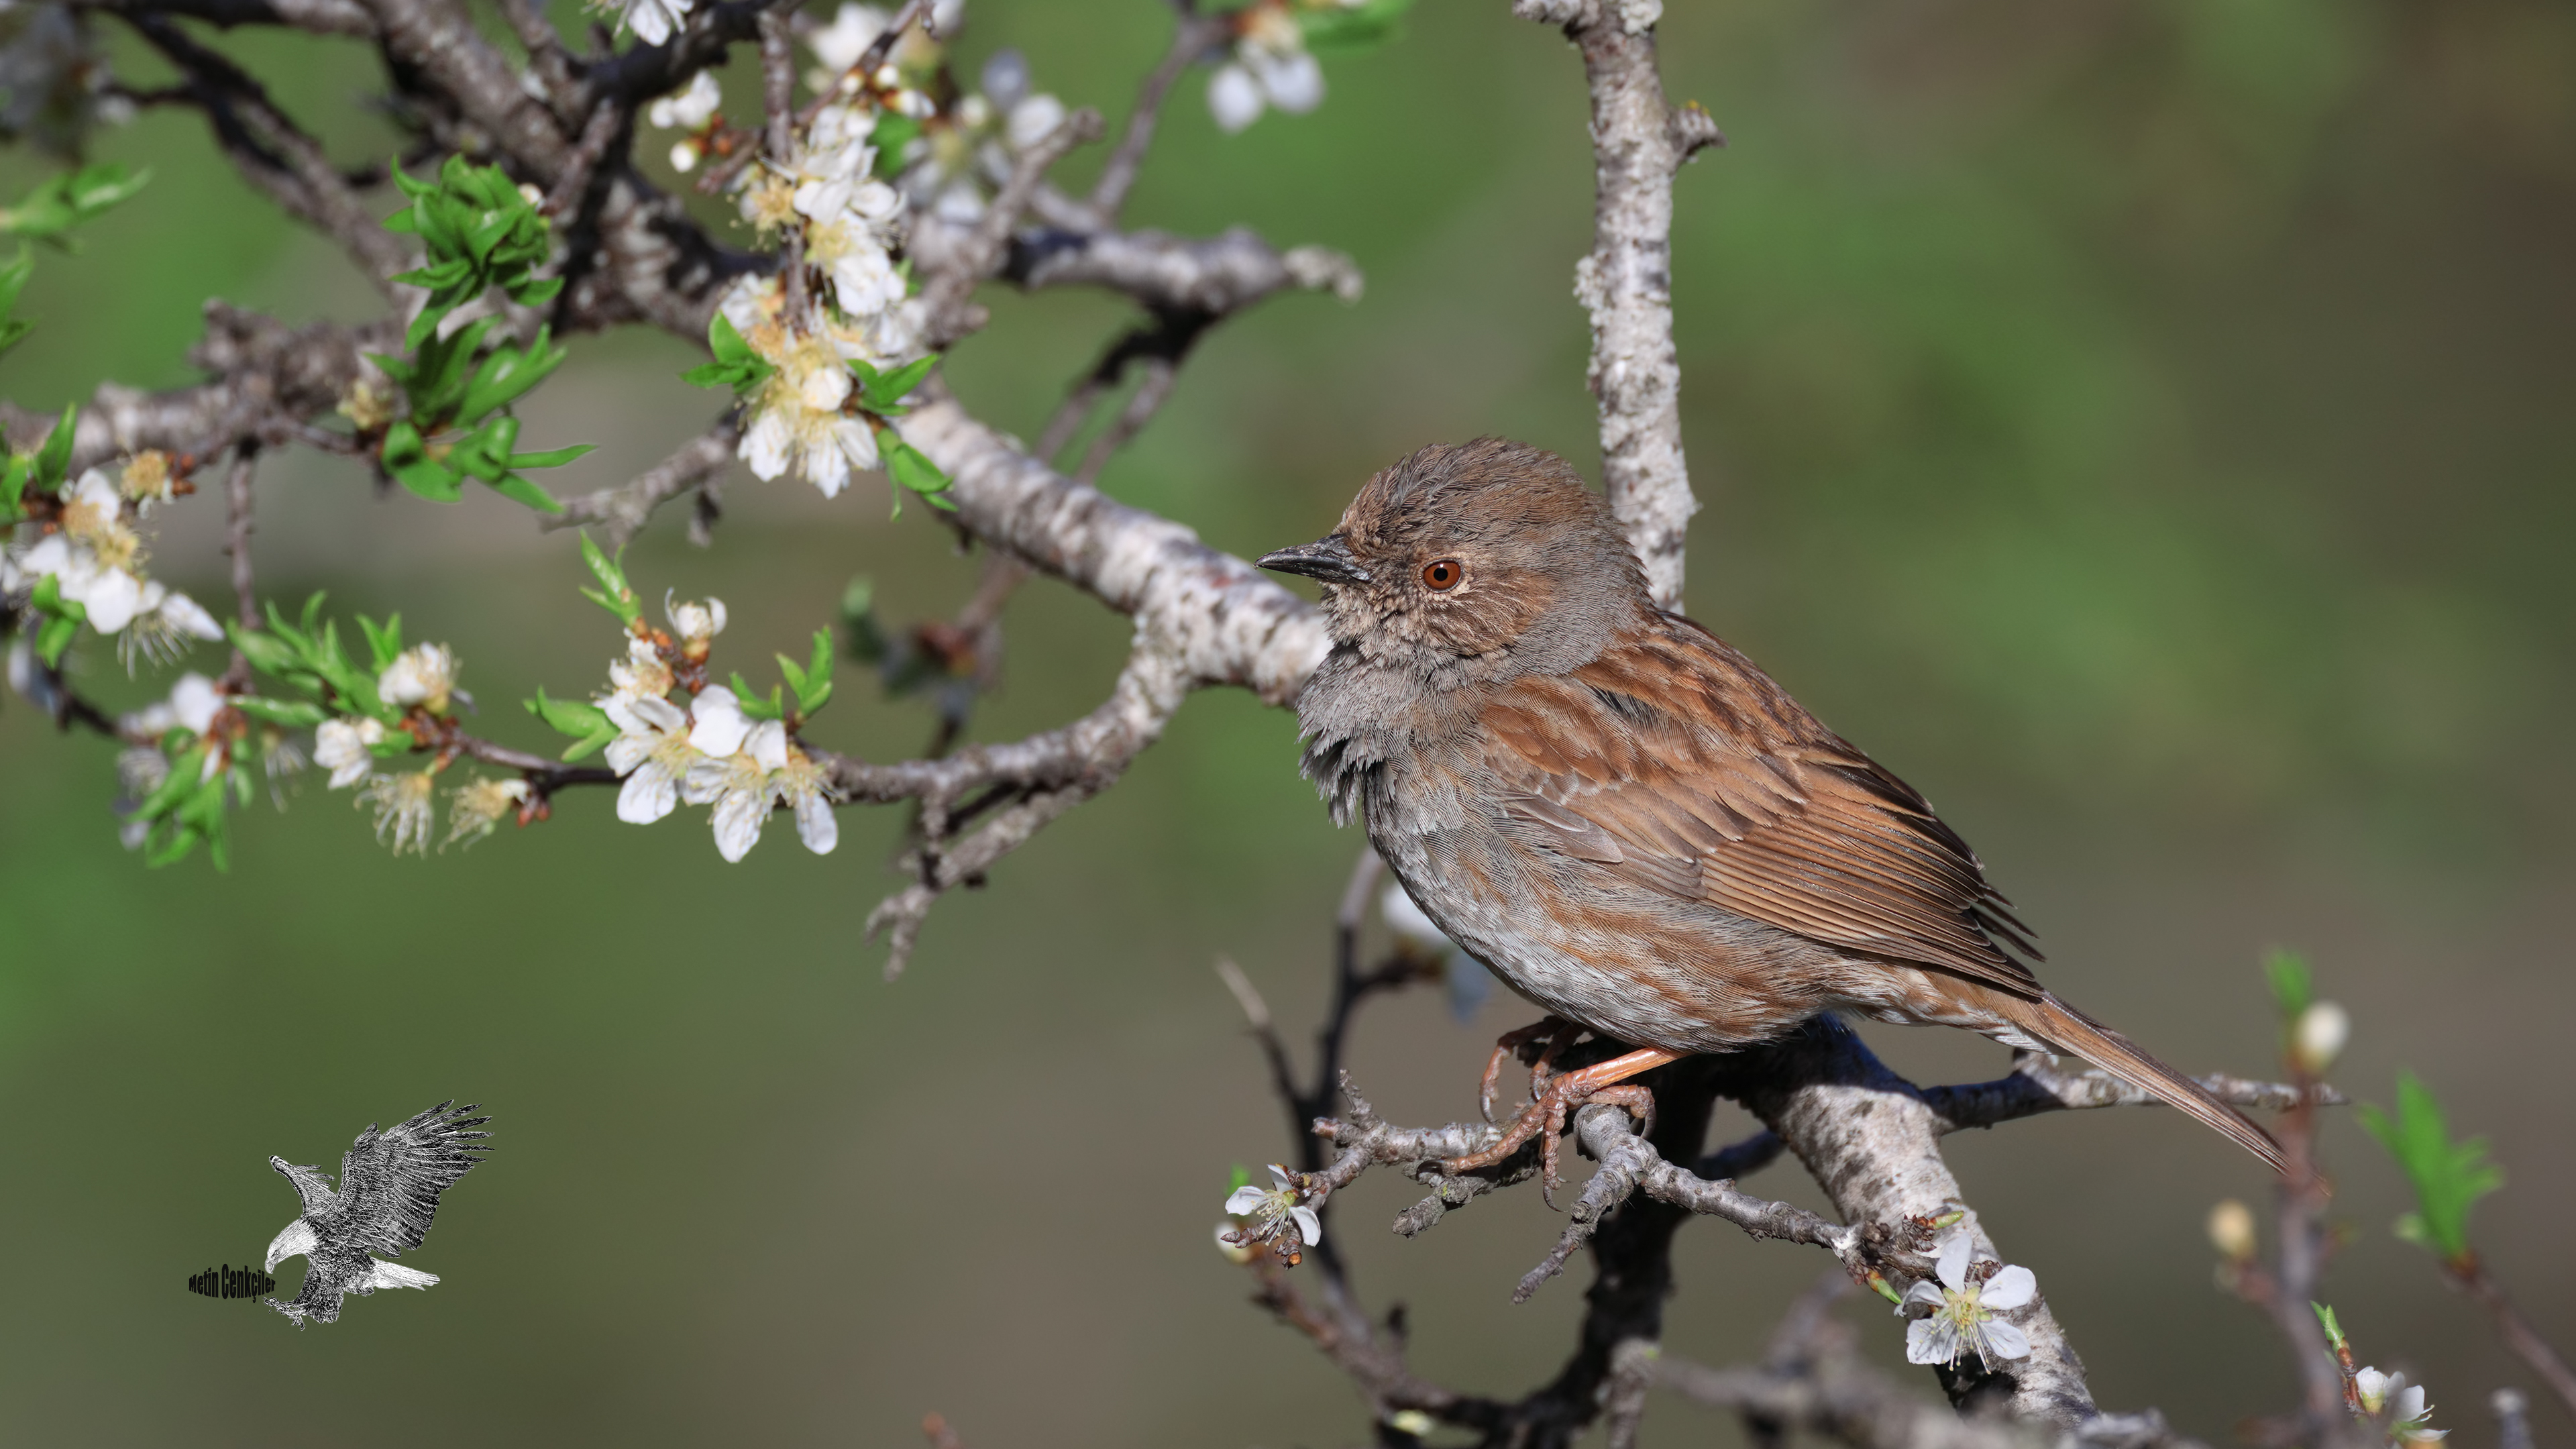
{"left": 262, "top": 1099, "right": 491, "bottom": 1326}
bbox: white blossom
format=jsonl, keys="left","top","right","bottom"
{"left": 806, "top": 3, "right": 890, "bottom": 74}
{"left": 2294, "top": 1000, "right": 2350, "bottom": 1075}
{"left": 444, "top": 776, "right": 529, "bottom": 850}
{"left": 664, "top": 593, "right": 727, "bottom": 650}
{"left": 606, "top": 635, "right": 676, "bottom": 702}
{"left": 720, "top": 276, "right": 892, "bottom": 498}
{"left": 358, "top": 769, "right": 438, "bottom": 856}
{"left": 376, "top": 642, "right": 458, "bottom": 714}
{"left": 646, "top": 71, "right": 721, "bottom": 131}
{"left": 1900, "top": 1230, "right": 2035, "bottom": 1371}
{"left": 2355, "top": 1368, "right": 2447, "bottom": 1443}
{"left": 598, "top": 0, "right": 692, "bottom": 47}
{"left": 1208, "top": 3, "right": 1324, "bottom": 133}
{"left": 602, "top": 693, "right": 697, "bottom": 824}
{"left": 777, "top": 747, "right": 839, "bottom": 855}
{"left": 1220, "top": 1164, "right": 1323, "bottom": 1259}
{"left": 170, "top": 672, "right": 223, "bottom": 735}
{"left": 313, "top": 716, "right": 386, "bottom": 790}
{"left": 1206, "top": 64, "right": 1265, "bottom": 134}
{"left": 1004, "top": 92, "right": 1065, "bottom": 152}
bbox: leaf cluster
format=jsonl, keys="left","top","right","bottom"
{"left": 126, "top": 737, "right": 251, "bottom": 871}
{"left": 2357, "top": 1071, "right": 2503, "bottom": 1267}
{"left": 372, "top": 316, "right": 588, "bottom": 512}
{"left": 386, "top": 157, "right": 561, "bottom": 349}
{"left": 368, "top": 158, "right": 590, "bottom": 513}
{"left": 226, "top": 594, "right": 415, "bottom": 729}
{"left": 0, "top": 400, "right": 76, "bottom": 525}
{"left": 727, "top": 629, "right": 835, "bottom": 722}
{"left": 0, "top": 163, "right": 150, "bottom": 359}
{"left": 0, "top": 162, "right": 150, "bottom": 246}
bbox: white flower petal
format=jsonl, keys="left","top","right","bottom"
{"left": 1980, "top": 1320, "right": 2031, "bottom": 1362}
{"left": 1979, "top": 1264, "right": 2036, "bottom": 1311}
{"left": 2393, "top": 1386, "right": 2426, "bottom": 1422}
{"left": 1254, "top": 50, "right": 1324, "bottom": 114}
{"left": 742, "top": 408, "right": 794, "bottom": 480}
{"left": 82, "top": 568, "right": 143, "bottom": 633}
{"left": 1006, "top": 93, "right": 1067, "bottom": 151}
{"left": 1291, "top": 1205, "right": 1322, "bottom": 1247}
{"left": 710, "top": 786, "right": 768, "bottom": 861}
{"left": 746, "top": 718, "right": 788, "bottom": 773}
{"left": 170, "top": 673, "right": 223, "bottom": 735}
{"left": 1906, "top": 1318, "right": 1958, "bottom": 1367}
{"left": 794, "top": 787, "right": 838, "bottom": 854}
{"left": 688, "top": 685, "right": 752, "bottom": 757}
{"left": 1269, "top": 1165, "right": 1297, "bottom": 1189}
{"left": 1934, "top": 1232, "right": 1973, "bottom": 1292}
{"left": 1223, "top": 1186, "right": 1268, "bottom": 1215}
{"left": 1901, "top": 1281, "right": 1947, "bottom": 1309}
{"left": 1208, "top": 64, "right": 1263, "bottom": 133}
{"left": 158, "top": 588, "right": 226, "bottom": 641}
{"left": 617, "top": 763, "right": 678, "bottom": 823}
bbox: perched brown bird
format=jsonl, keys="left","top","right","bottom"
{"left": 1259, "top": 439, "right": 2285, "bottom": 1183}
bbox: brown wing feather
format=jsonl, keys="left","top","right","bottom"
{"left": 1483, "top": 616, "right": 2043, "bottom": 995}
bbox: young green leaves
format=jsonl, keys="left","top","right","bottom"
{"left": 0, "top": 162, "right": 151, "bottom": 246}
{"left": 0, "top": 164, "right": 150, "bottom": 362}
{"left": 386, "top": 157, "right": 562, "bottom": 350}
{"left": 678, "top": 313, "right": 775, "bottom": 395}
{"left": 227, "top": 594, "right": 410, "bottom": 727}
{"left": 1, "top": 400, "right": 76, "bottom": 527}
{"left": 578, "top": 532, "right": 643, "bottom": 628}
{"left": 2358, "top": 1073, "right": 2503, "bottom": 1269}
{"left": 368, "top": 158, "right": 590, "bottom": 513}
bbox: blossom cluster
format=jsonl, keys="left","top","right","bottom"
{"left": 594, "top": 597, "right": 839, "bottom": 861}
{"left": 1898, "top": 1227, "right": 2037, "bottom": 1371}
{"left": 2, "top": 455, "right": 223, "bottom": 670}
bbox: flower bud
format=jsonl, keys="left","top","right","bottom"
{"left": 2292, "top": 1000, "right": 2350, "bottom": 1075}
{"left": 2206, "top": 1198, "right": 2257, "bottom": 1261}
{"left": 1212, "top": 1222, "right": 1256, "bottom": 1265}
{"left": 670, "top": 140, "right": 701, "bottom": 173}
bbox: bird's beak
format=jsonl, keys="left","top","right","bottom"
{"left": 1256, "top": 534, "right": 1371, "bottom": 586}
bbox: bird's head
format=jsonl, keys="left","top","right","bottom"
{"left": 1258, "top": 439, "right": 1650, "bottom": 686}
{"left": 265, "top": 1217, "right": 318, "bottom": 1273}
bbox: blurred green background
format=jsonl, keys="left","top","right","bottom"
{"left": 2, "top": 0, "right": 2570, "bottom": 1444}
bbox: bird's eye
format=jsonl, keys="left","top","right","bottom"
{"left": 1421, "top": 559, "right": 1465, "bottom": 591}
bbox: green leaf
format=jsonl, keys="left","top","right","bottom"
{"left": 380, "top": 420, "right": 466, "bottom": 502}
{"left": 682, "top": 313, "right": 775, "bottom": 395}
{"left": 2310, "top": 1301, "right": 2347, "bottom": 1354}
{"left": 31, "top": 400, "right": 75, "bottom": 494}
{"left": 883, "top": 437, "right": 954, "bottom": 512}
{"left": 783, "top": 627, "right": 835, "bottom": 715}
{"left": 457, "top": 326, "right": 569, "bottom": 422}
{"left": 486, "top": 472, "right": 568, "bottom": 513}
{"left": 2358, "top": 1071, "right": 2503, "bottom": 1266}
{"left": 230, "top": 696, "right": 329, "bottom": 728}
{"left": 357, "top": 612, "right": 402, "bottom": 673}
{"left": 526, "top": 687, "right": 610, "bottom": 737}
{"left": 868, "top": 113, "right": 923, "bottom": 179}
{"left": 506, "top": 443, "right": 594, "bottom": 470}
{"left": 0, "top": 163, "right": 151, "bottom": 244}
{"left": 0, "top": 246, "right": 32, "bottom": 358}
{"left": 856, "top": 353, "right": 938, "bottom": 414}
{"left": 2263, "top": 948, "right": 2312, "bottom": 1022}
{"left": 525, "top": 686, "right": 621, "bottom": 758}
{"left": 35, "top": 611, "right": 78, "bottom": 666}
{"left": 578, "top": 533, "right": 643, "bottom": 627}
{"left": 727, "top": 672, "right": 786, "bottom": 720}
{"left": 1299, "top": 0, "right": 1416, "bottom": 54}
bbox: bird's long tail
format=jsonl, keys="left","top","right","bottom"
{"left": 352, "top": 1259, "right": 440, "bottom": 1292}
{"left": 1974, "top": 987, "right": 2289, "bottom": 1175}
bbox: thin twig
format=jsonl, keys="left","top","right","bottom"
{"left": 220, "top": 446, "right": 260, "bottom": 689}
{"left": 758, "top": 10, "right": 807, "bottom": 323}
{"left": 1083, "top": 11, "right": 1231, "bottom": 227}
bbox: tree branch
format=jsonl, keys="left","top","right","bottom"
{"left": 1513, "top": 0, "right": 1722, "bottom": 609}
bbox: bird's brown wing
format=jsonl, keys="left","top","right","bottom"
{"left": 1480, "top": 617, "right": 2043, "bottom": 995}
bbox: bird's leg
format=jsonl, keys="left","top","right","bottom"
{"left": 1445, "top": 1046, "right": 1684, "bottom": 1200}
{"left": 1479, "top": 1016, "right": 1575, "bottom": 1124}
